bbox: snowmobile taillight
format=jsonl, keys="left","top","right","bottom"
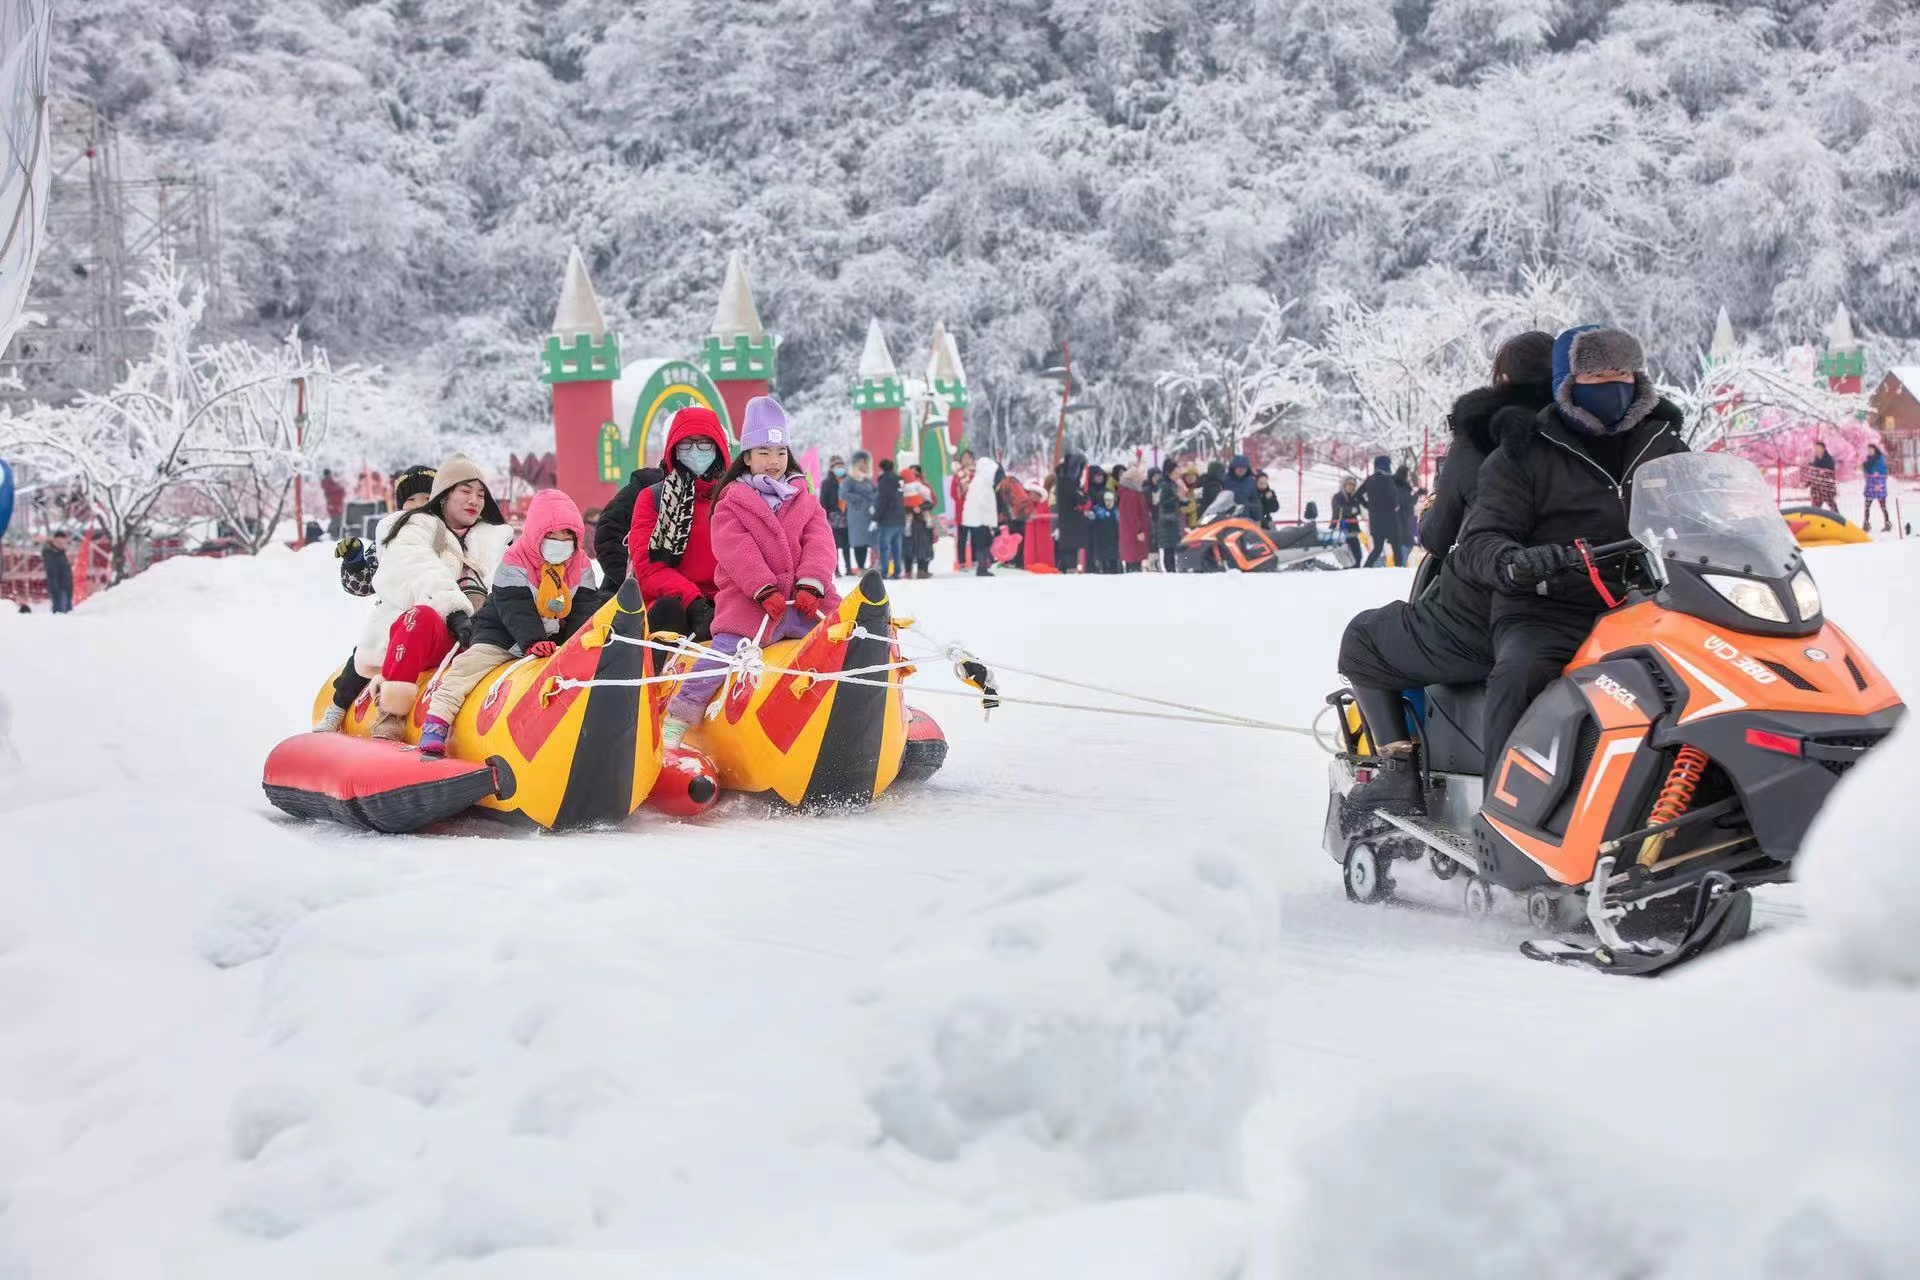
{"left": 1744, "top": 728, "right": 1803, "bottom": 757}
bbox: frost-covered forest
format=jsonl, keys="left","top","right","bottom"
{"left": 50, "top": 0, "right": 1920, "bottom": 460}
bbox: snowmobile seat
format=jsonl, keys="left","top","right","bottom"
{"left": 1421, "top": 683, "right": 1486, "bottom": 776}
{"left": 1268, "top": 524, "right": 1318, "bottom": 552}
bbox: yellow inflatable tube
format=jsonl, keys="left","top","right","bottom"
{"left": 312, "top": 577, "right": 664, "bottom": 830}
{"left": 1782, "top": 505, "right": 1872, "bottom": 547}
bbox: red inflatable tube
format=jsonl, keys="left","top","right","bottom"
{"left": 264, "top": 733, "right": 508, "bottom": 833}
{"left": 648, "top": 746, "right": 720, "bottom": 818}
{"left": 899, "top": 707, "right": 947, "bottom": 785}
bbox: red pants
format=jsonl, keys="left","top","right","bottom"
{"left": 382, "top": 605, "right": 456, "bottom": 685}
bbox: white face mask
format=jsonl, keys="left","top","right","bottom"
{"left": 541, "top": 538, "right": 575, "bottom": 564}
{"left": 676, "top": 441, "right": 718, "bottom": 475}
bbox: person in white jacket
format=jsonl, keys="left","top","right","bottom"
{"left": 961, "top": 456, "right": 1001, "bottom": 577}
{"left": 352, "top": 453, "right": 515, "bottom": 739}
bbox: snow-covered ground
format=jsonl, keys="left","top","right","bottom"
{"left": 0, "top": 541, "right": 1915, "bottom": 1277}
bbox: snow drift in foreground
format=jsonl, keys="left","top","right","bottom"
{"left": 0, "top": 539, "right": 1915, "bottom": 1277}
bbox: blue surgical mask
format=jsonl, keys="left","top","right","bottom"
{"left": 832, "top": 465, "right": 847, "bottom": 477}
{"left": 676, "top": 441, "right": 718, "bottom": 475}
{"left": 1569, "top": 381, "right": 1636, "bottom": 432}
{"left": 540, "top": 537, "right": 574, "bottom": 564}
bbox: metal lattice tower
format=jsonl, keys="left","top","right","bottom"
{"left": 1, "top": 98, "right": 220, "bottom": 407}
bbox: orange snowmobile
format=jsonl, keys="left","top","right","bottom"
{"left": 1178, "top": 497, "right": 1347, "bottom": 573}
{"left": 1322, "top": 453, "right": 1904, "bottom": 975}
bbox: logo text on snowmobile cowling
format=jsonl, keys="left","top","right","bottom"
{"left": 1591, "top": 673, "right": 1639, "bottom": 711}
{"left": 1704, "top": 634, "right": 1778, "bottom": 685}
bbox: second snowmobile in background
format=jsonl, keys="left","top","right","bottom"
{"left": 1321, "top": 453, "right": 1904, "bottom": 975}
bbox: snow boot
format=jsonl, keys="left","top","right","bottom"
{"left": 1348, "top": 749, "right": 1426, "bottom": 818}
{"left": 368, "top": 712, "right": 408, "bottom": 742}
{"left": 661, "top": 717, "right": 692, "bottom": 750}
{"left": 417, "top": 715, "right": 451, "bottom": 757}
{"left": 314, "top": 704, "right": 347, "bottom": 733}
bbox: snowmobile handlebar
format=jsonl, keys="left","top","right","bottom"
{"left": 1571, "top": 538, "right": 1644, "bottom": 563}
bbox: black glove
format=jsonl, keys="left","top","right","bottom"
{"left": 334, "top": 536, "right": 363, "bottom": 563}
{"left": 1505, "top": 544, "right": 1576, "bottom": 589}
{"left": 647, "top": 595, "right": 689, "bottom": 637}
{"left": 687, "top": 596, "right": 716, "bottom": 641}
{"left": 446, "top": 611, "right": 475, "bottom": 648}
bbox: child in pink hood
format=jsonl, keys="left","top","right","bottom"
{"left": 417, "top": 488, "right": 605, "bottom": 756}
{"left": 662, "top": 396, "right": 840, "bottom": 748}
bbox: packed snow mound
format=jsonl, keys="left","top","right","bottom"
{"left": 79, "top": 542, "right": 324, "bottom": 616}
{"left": 1798, "top": 720, "right": 1920, "bottom": 985}
{"left": 858, "top": 848, "right": 1274, "bottom": 1202}
{"left": 1278, "top": 1084, "right": 1673, "bottom": 1280}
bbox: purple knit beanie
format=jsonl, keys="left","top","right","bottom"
{"left": 738, "top": 396, "right": 790, "bottom": 452}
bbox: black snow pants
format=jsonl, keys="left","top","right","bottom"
{"left": 331, "top": 650, "right": 370, "bottom": 710}
{"left": 1481, "top": 605, "right": 1596, "bottom": 780}
{"left": 1338, "top": 595, "right": 1492, "bottom": 748}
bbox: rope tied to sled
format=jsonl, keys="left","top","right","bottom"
{"left": 547, "top": 616, "right": 1319, "bottom": 738}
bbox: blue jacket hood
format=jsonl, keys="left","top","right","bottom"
{"left": 1230, "top": 454, "right": 1251, "bottom": 471}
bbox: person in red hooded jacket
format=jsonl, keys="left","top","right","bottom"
{"left": 628, "top": 405, "right": 733, "bottom": 639}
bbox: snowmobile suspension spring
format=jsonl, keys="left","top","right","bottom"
{"left": 1648, "top": 746, "right": 1708, "bottom": 827}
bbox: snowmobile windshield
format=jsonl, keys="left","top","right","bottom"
{"left": 1630, "top": 453, "right": 1800, "bottom": 576}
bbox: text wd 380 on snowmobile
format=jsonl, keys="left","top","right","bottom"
{"left": 1322, "top": 452, "right": 1904, "bottom": 975}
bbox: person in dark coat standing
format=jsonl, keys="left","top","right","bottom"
{"left": 819, "top": 456, "right": 851, "bottom": 575}
{"left": 1336, "top": 330, "right": 1554, "bottom": 813}
{"left": 1198, "top": 461, "right": 1226, "bottom": 514}
{"left": 873, "top": 457, "right": 907, "bottom": 578}
{"left": 41, "top": 531, "right": 74, "bottom": 613}
{"left": 1392, "top": 465, "right": 1418, "bottom": 551}
{"left": 1360, "top": 456, "right": 1408, "bottom": 567}
{"left": 1453, "top": 324, "right": 1688, "bottom": 781}
{"left": 1252, "top": 473, "right": 1281, "bottom": 529}
{"left": 593, "top": 464, "right": 667, "bottom": 586}
{"left": 1151, "top": 469, "right": 1186, "bottom": 571}
{"left": 1054, "top": 452, "right": 1089, "bottom": 572}
{"left": 1330, "top": 478, "right": 1365, "bottom": 567}
{"left": 1863, "top": 442, "right": 1891, "bottom": 531}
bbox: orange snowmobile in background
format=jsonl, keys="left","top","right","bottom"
{"left": 1322, "top": 453, "right": 1904, "bottom": 975}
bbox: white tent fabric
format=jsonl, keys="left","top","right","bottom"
{"left": 0, "top": 0, "right": 52, "bottom": 353}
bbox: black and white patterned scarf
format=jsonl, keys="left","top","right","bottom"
{"left": 648, "top": 469, "right": 698, "bottom": 565}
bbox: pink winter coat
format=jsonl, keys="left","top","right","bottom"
{"left": 709, "top": 478, "right": 843, "bottom": 639}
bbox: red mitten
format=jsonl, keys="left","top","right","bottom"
{"left": 794, "top": 587, "right": 823, "bottom": 619}
{"left": 759, "top": 590, "right": 786, "bottom": 621}
{"left": 527, "top": 640, "right": 556, "bottom": 658}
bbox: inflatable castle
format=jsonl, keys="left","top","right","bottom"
{"left": 540, "top": 249, "right": 973, "bottom": 515}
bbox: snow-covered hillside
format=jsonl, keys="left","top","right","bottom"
{"left": 0, "top": 543, "right": 1915, "bottom": 1276}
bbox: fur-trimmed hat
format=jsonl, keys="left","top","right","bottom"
{"left": 1552, "top": 326, "right": 1645, "bottom": 398}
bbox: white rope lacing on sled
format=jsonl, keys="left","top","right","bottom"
{"left": 541, "top": 613, "right": 1320, "bottom": 738}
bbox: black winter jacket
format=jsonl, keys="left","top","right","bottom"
{"left": 1454, "top": 394, "right": 1688, "bottom": 622}
{"left": 594, "top": 467, "right": 665, "bottom": 586}
{"left": 1359, "top": 472, "right": 1400, "bottom": 538}
{"left": 41, "top": 544, "right": 73, "bottom": 595}
{"left": 873, "top": 470, "right": 905, "bottom": 525}
{"left": 1420, "top": 381, "right": 1554, "bottom": 558}
{"left": 470, "top": 563, "right": 609, "bottom": 655}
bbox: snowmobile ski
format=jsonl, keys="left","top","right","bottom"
{"left": 1519, "top": 871, "right": 1753, "bottom": 977}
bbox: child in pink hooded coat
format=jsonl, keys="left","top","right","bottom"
{"left": 662, "top": 396, "right": 840, "bottom": 748}
{"left": 416, "top": 488, "right": 603, "bottom": 756}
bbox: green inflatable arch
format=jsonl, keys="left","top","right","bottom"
{"left": 600, "top": 358, "right": 731, "bottom": 483}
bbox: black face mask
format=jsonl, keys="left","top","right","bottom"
{"left": 1569, "top": 381, "right": 1636, "bottom": 433}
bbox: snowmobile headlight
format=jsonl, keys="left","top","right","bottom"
{"left": 1789, "top": 569, "right": 1822, "bottom": 620}
{"left": 1703, "top": 573, "right": 1788, "bottom": 623}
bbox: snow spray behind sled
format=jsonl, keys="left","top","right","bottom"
{"left": 1321, "top": 453, "right": 1905, "bottom": 975}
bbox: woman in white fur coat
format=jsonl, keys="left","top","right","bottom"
{"left": 353, "top": 453, "right": 514, "bottom": 738}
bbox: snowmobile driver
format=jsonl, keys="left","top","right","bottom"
{"left": 1338, "top": 331, "right": 1554, "bottom": 815}
{"left": 1451, "top": 325, "right": 1688, "bottom": 781}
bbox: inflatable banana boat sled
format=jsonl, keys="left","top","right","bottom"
{"left": 1781, "top": 505, "right": 1872, "bottom": 547}
{"left": 263, "top": 572, "right": 952, "bottom": 832}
